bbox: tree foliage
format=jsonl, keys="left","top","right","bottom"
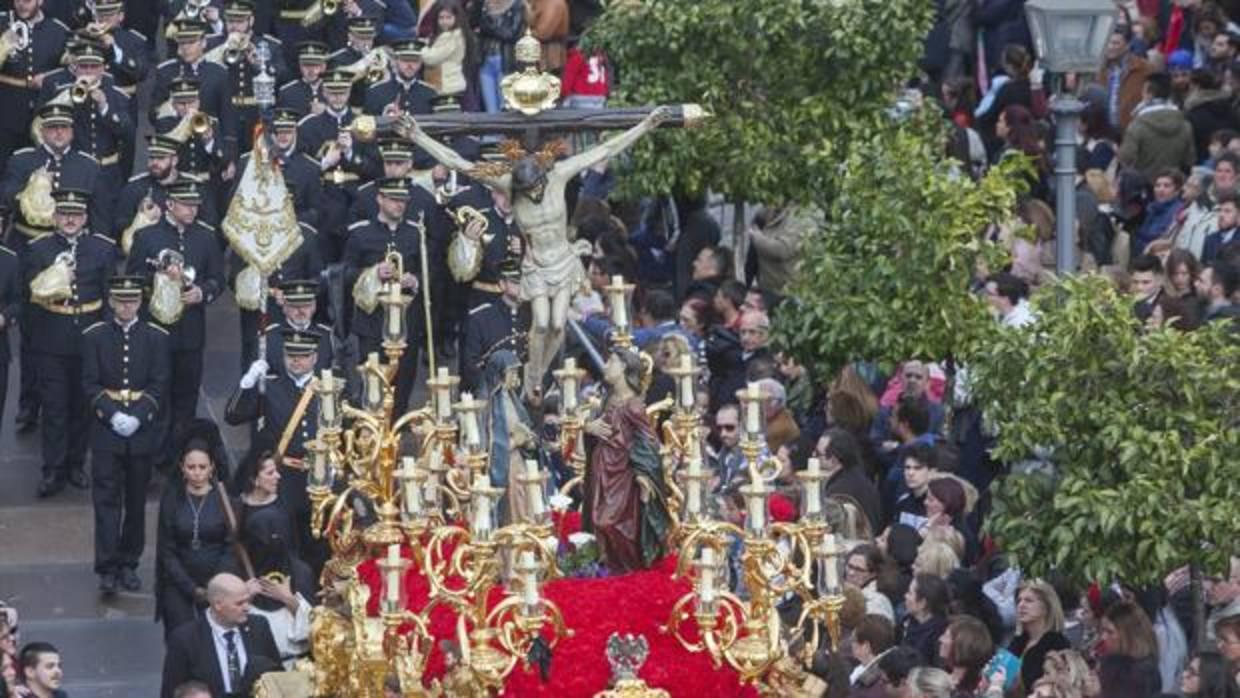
{"left": 774, "top": 119, "right": 1027, "bottom": 379}
{"left": 587, "top": 0, "right": 935, "bottom": 202}
{"left": 967, "top": 275, "right": 1240, "bottom": 585}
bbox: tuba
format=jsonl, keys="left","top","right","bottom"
{"left": 353, "top": 250, "right": 400, "bottom": 314}
{"left": 148, "top": 249, "right": 196, "bottom": 325}
{"left": 30, "top": 250, "right": 77, "bottom": 306}
{"left": 16, "top": 167, "right": 56, "bottom": 232}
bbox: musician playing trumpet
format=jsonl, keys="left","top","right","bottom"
{"left": 85, "top": 0, "right": 151, "bottom": 103}
{"left": 342, "top": 177, "right": 423, "bottom": 412}
{"left": 296, "top": 69, "right": 378, "bottom": 263}
{"left": 205, "top": 1, "right": 289, "bottom": 153}
{"left": 151, "top": 78, "right": 226, "bottom": 225}
{"left": 362, "top": 38, "right": 433, "bottom": 117}
{"left": 36, "top": 41, "right": 134, "bottom": 228}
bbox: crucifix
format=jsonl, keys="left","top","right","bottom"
{"left": 393, "top": 32, "right": 708, "bottom": 397}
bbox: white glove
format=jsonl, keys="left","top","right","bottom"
{"left": 119, "top": 415, "right": 141, "bottom": 437}
{"left": 241, "top": 359, "right": 269, "bottom": 389}
{"left": 110, "top": 413, "right": 140, "bottom": 437}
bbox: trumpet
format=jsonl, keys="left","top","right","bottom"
{"left": 323, "top": 0, "right": 340, "bottom": 16}
{"left": 204, "top": 32, "right": 251, "bottom": 65}
{"left": 167, "top": 111, "right": 212, "bottom": 142}
{"left": 153, "top": 248, "right": 196, "bottom": 289}
{"left": 184, "top": 0, "right": 208, "bottom": 20}
{"left": 339, "top": 47, "right": 388, "bottom": 84}
{"left": 70, "top": 76, "right": 99, "bottom": 104}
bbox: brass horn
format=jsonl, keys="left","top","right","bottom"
{"left": 322, "top": 0, "right": 339, "bottom": 16}
{"left": 70, "top": 76, "right": 98, "bottom": 104}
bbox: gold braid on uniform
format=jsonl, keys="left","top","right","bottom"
{"left": 467, "top": 139, "right": 568, "bottom": 180}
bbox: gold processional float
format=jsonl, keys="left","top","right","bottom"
{"left": 244, "top": 33, "right": 846, "bottom": 698}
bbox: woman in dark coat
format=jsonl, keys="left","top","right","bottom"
{"left": 154, "top": 437, "right": 237, "bottom": 638}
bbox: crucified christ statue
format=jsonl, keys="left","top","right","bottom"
{"left": 398, "top": 106, "right": 675, "bottom": 396}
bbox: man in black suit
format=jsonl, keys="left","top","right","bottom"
{"left": 161, "top": 572, "right": 282, "bottom": 698}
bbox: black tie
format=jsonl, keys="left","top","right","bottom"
{"left": 224, "top": 630, "right": 242, "bottom": 691}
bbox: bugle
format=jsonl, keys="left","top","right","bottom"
{"left": 70, "top": 76, "right": 99, "bottom": 104}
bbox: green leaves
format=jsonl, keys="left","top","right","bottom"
{"left": 772, "top": 121, "right": 1027, "bottom": 378}
{"left": 969, "top": 276, "right": 1240, "bottom": 584}
{"left": 588, "top": 0, "right": 935, "bottom": 203}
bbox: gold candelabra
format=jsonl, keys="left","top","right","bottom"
{"left": 304, "top": 315, "right": 571, "bottom": 696}
{"left": 659, "top": 381, "right": 848, "bottom": 695}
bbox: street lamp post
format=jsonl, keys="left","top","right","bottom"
{"left": 1024, "top": 0, "right": 1116, "bottom": 273}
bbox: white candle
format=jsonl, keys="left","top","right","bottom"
{"left": 311, "top": 444, "right": 326, "bottom": 485}
{"left": 386, "top": 283, "right": 403, "bottom": 337}
{"left": 700, "top": 548, "right": 716, "bottom": 604}
{"left": 745, "top": 382, "right": 762, "bottom": 435}
{"left": 678, "top": 355, "right": 695, "bottom": 409}
{"left": 525, "top": 459, "right": 544, "bottom": 520}
{"left": 747, "top": 493, "right": 765, "bottom": 533}
{"left": 319, "top": 369, "right": 336, "bottom": 424}
{"left": 610, "top": 275, "right": 627, "bottom": 328}
{"left": 687, "top": 458, "right": 702, "bottom": 515}
{"left": 401, "top": 456, "right": 421, "bottom": 516}
{"left": 425, "top": 451, "right": 442, "bottom": 508}
{"left": 366, "top": 353, "right": 382, "bottom": 406}
{"left": 823, "top": 534, "right": 840, "bottom": 592}
{"left": 385, "top": 544, "right": 402, "bottom": 605}
{"left": 460, "top": 393, "right": 480, "bottom": 446}
{"left": 561, "top": 358, "right": 578, "bottom": 411}
{"left": 435, "top": 367, "right": 452, "bottom": 419}
{"left": 471, "top": 474, "right": 491, "bottom": 534}
{"left": 805, "top": 457, "right": 822, "bottom": 517}
{"left": 519, "top": 551, "right": 539, "bottom": 608}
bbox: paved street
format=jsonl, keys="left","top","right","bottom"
{"left": 0, "top": 301, "right": 250, "bottom": 697}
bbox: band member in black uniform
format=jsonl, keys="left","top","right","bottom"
{"left": 225, "top": 327, "right": 323, "bottom": 564}
{"left": 324, "top": 15, "right": 372, "bottom": 68}
{"left": 230, "top": 107, "right": 321, "bottom": 229}
{"left": 297, "top": 68, "right": 379, "bottom": 263}
{"left": 2, "top": 104, "right": 107, "bottom": 434}
{"left": 87, "top": 1, "right": 150, "bottom": 99}
{"left": 363, "top": 39, "right": 434, "bottom": 117}
{"left": 276, "top": 40, "right": 327, "bottom": 116}
{"left": 114, "top": 134, "right": 213, "bottom": 248}
{"left": 152, "top": 77, "right": 225, "bottom": 227}
{"left": 342, "top": 177, "right": 423, "bottom": 412}
{"left": 322, "top": 0, "right": 384, "bottom": 54}
{"left": 227, "top": 221, "right": 323, "bottom": 371}
{"left": 0, "top": 0, "right": 70, "bottom": 168}
{"left": 261, "top": 279, "right": 334, "bottom": 370}
{"left": 461, "top": 258, "right": 527, "bottom": 392}
{"left": 37, "top": 41, "right": 133, "bottom": 236}
{"left": 446, "top": 181, "right": 521, "bottom": 310}
{"left": 24, "top": 189, "right": 118, "bottom": 497}
{"left": 272, "top": 0, "right": 323, "bottom": 69}
{"left": 82, "top": 275, "right": 170, "bottom": 594}
{"left": 0, "top": 244, "right": 19, "bottom": 432}
{"left": 354, "top": 137, "right": 457, "bottom": 358}
{"left": 151, "top": 19, "right": 233, "bottom": 141}
{"left": 125, "top": 180, "right": 224, "bottom": 461}
{"left": 205, "top": 0, "right": 289, "bottom": 156}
